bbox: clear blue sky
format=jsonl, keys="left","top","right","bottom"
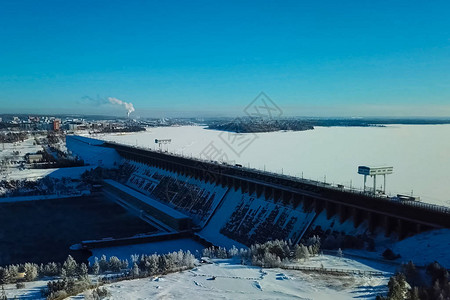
{"left": 0, "top": 0, "right": 449, "bottom": 117}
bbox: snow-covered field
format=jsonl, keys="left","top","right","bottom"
{"left": 0, "top": 137, "right": 42, "bottom": 160}
{"left": 3, "top": 165, "right": 94, "bottom": 181}
{"left": 71, "top": 257, "right": 390, "bottom": 300}
{"left": 348, "top": 228, "right": 450, "bottom": 268}
{"left": 2, "top": 278, "right": 51, "bottom": 299}
{"left": 95, "top": 125, "right": 450, "bottom": 207}
{"left": 8, "top": 229, "right": 450, "bottom": 300}
{"left": 2, "top": 256, "right": 390, "bottom": 300}
{"left": 0, "top": 137, "right": 43, "bottom": 177}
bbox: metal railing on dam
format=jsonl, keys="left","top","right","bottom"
{"left": 101, "top": 141, "right": 450, "bottom": 231}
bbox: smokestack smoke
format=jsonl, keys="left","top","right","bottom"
{"left": 108, "top": 97, "right": 135, "bottom": 117}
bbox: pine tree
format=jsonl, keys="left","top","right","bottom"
{"left": 24, "top": 263, "right": 38, "bottom": 281}
{"left": 132, "top": 263, "right": 140, "bottom": 278}
{"left": 108, "top": 256, "right": 121, "bottom": 272}
{"left": 409, "top": 286, "right": 420, "bottom": 300}
{"left": 183, "top": 251, "right": 195, "bottom": 268}
{"left": 78, "top": 263, "right": 89, "bottom": 281}
{"left": 91, "top": 261, "right": 100, "bottom": 275}
{"left": 165, "top": 253, "right": 176, "bottom": 271}
{"left": 0, "top": 286, "right": 6, "bottom": 300}
{"left": 387, "top": 273, "right": 408, "bottom": 300}
{"left": 403, "top": 261, "right": 419, "bottom": 287}
{"left": 337, "top": 248, "right": 343, "bottom": 259}
{"left": 62, "top": 255, "right": 78, "bottom": 278}
{"left": 121, "top": 259, "right": 129, "bottom": 270}
{"left": 0, "top": 268, "right": 10, "bottom": 285}
{"left": 158, "top": 255, "right": 168, "bottom": 274}
{"left": 43, "top": 262, "right": 59, "bottom": 277}
{"left": 301, "top": 245, "right": 310, "bottom": 261}
{"left": 130, "top": 254, "right": 140, "bottom": 265}
{"left": 177, "top": 250, "right": 185, "bottom": 265}
{"left": 99, "top": 255, "right": 108, "bottom": 273}
{"left": 146, "top": 255, "right": 158, "bottom": 275}
{"left": 7, "top": 265, "right": 18, "bottom": 280}
{"left": 228, "top": 245, "right": 239, "bottom": 257}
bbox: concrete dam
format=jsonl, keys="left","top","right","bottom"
{"left": 67, "top": 135, "right": 450, "bottom": 249}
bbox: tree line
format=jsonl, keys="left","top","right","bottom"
{"left": 0, "top": 250, "right": 196, "bottom": 300}
{"left": 202, "top": 237, "right": 321, "bottom": 268}
{"left": 0, "top": 132, "right": 28, "bottom": 143}
{"left": 377, "top": 261, "right": 450, "bottom": 300}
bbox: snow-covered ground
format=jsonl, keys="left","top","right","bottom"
{"left": 2, "top": 278, "right": 51, "bottom": 300}
{"left": 3, "top": 165, "right": 95, "bottom": 181}
{"left": 0, "top": 137, "right": 43, "bottom": 177}
{"left": 348, "top": 228, "right": 450, "bottom": 268}
{"left": 2, "top": 256, "right": 390, "bottom": 300}
{"left": 95, "top": 125, "right": 450, "bottom": 207}
{"left": 72, "top": 257, "right": 390, "bottom": 300}
{"left": 0, "top": 137, "right": 42, "bottom": 160}
{"left": 0, "top": 192, "right": 89, "bottom": 203}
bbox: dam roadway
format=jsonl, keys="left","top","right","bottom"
{"left": 103, "top": 141, "right": 450, "bottom": 239}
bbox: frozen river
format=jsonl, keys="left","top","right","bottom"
{"left": 96, "top": 125, "right": 450, "bottom": 207}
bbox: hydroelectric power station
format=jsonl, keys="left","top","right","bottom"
{"left": 67, "top": 135, "right": 450, "bottom": 250}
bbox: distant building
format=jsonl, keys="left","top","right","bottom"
{"left": 37, "top": 123, "right": 52, "bottom": 131}
{"left": 20, "top": 122, "right": 34, "bottom": 130}
{"left": 27, "top": 153, "right": 43, "bottom": 163}
{"left": 28, "top": 116, "right": 40, "bottom": 122}
{"left": 53, "top": 119, "right": 61, "bottom": 131}
{"left": 66, "top": 121, "right": 85, "bottom": 131}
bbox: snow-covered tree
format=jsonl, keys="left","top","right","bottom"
{"left": 91, "top": 261, "right": 100, "bottom": 275}
{"left": 295, "top": 245, "right": 310, "bottom": 261}
{"left": 130, "top": 254, "right": 140, "bottom": 265}
{"left": 42, "top": 262, "right": 60, "bottom": 277}
{"left": 158, "top": 255, "right": 168, "bottom": 273}
{"left": 62, "top": 255, "right": 78, "bottom": 278}
{"left": 217, "top": 247, "right": 228, "bottom": 259}
{"left": 121, "top": 259, "right": 129, "bottom": 270}
{"left": 0, "top": 286, "right": 7, "bottom": 300}
{"left": 98, "top": 255, "right": 108, "bottom": 273}
{"left": 7, "top": 265, "right": 19, "bottom": 281}
{"left": 165, "top": 252, "right": 176, "bottom": 271}
{"left": 228, "top": 245, "right": 239, "bottom": 257}
{"left": 108, "top": 256, "right": 121, "bottom": 272}
{"left": 202, "top": 247, "right": 212, "bottom": 258}
{"left": 0, "top": 268, "right": 10, "bottom": 285}
{"left": 387, "top": 273, "right": 408, "bottom": 300}
{"left": 145, "top": 255, "right": 158, "bottom": 275}
{"left": 132, "top": 263, "right": 140, "bottom": 278}
{"left": 78, "top": 263, "right": 89, "bottom": 281}
{"left": 183, "top": 251, "right": 195, "bottom": 268}
{"left": 24, "top": 263, "right": 38, "bottom": 281}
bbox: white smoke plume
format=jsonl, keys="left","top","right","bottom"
{"left": 108, "top": 97, "right": 135, "bottom": 117}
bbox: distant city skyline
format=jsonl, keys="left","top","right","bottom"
{"left": 1, "top": 1, "right": 449, "bottom": 117}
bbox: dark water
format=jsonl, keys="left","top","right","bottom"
{"left": 0, "top": 195, "right": 157, "bottom": 266}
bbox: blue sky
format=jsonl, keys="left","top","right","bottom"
{"left": 0, "top": 0, "right": 449, "bottom": 117}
